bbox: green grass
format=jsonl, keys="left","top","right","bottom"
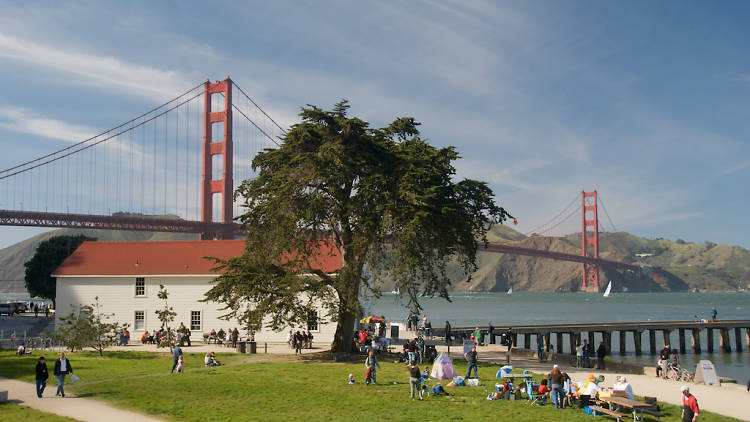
{"left": 0, "top": 351, "right": 740, "bottom": 421}
{"left": 0, "top": 402, "right": 78, "bottom": 421}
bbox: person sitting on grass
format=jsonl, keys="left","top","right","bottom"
{"left": 16, "top": 343, "right": 31, "bottom": 355}
{"left": 348, "top": 373, "right": 356, "bottom": 384}
{"left": 364, "top": 349, "right": 380, "bottom": 385}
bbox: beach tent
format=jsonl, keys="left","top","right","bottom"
{"left": 430, "top": 352, "right": 456, "bottom": 380}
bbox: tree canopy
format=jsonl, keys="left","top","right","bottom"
{"left": 24, "top": 235, "right": 95, "bottom": 303}
{"left": 205, "top": 101, "right": 511, "bottom": 352}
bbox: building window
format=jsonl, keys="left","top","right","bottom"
{"left": 134, "top": 311, "right": 145, "bottom": 330}
{"left": 135, "top": 278, "right": 145, "bottom": 297}
{"left": 190, "top": 311, "right": 201, "bottom": 331}
{"left": 307, "top": 310, "right": 319, "bottom": 332}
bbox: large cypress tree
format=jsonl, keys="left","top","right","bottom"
{"left": 205, "top": 101, "right": 511, "bottom": 353}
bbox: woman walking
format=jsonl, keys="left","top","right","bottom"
{"left": 407, "top": 360, "right": 423, "bottom": 400}
{"left": 35, "top": 356, "right": 49, "bottom": 398}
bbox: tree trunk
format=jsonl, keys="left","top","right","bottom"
{"left": 331, "top": 304, "right": 357, "bottom": 354}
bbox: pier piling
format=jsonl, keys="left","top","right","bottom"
{"left": 734, "top": 328, "right": 742, "bottom": 352}
{"left": 706, "top": 328, "right": 714, "bottom": 352}
{"left": 633, "top": 330, "right": 642, "bottom": 356}
{"left": 557, "top": 332, "right": 564, "bottom": 354}
{"left": 719, "top": 328, "right": 731, "bottom": 353}
{"left": 524, "top": 333, "right": 531, "bottom": 349}
{"left": 662, "top": 329, "right": 671, "bottom": 347}
{"left": 648, "top": 330, "right": 656, "bottom": 355}
{"left": 588, "top": 331, "right": 595, "bottom": 349}
{"left": 619, "top": 331, "right": 626, "bottom": 355}
{"left": 678, "top": 329, "right": 686, "bottom": 354}
{"left": 545, "top": 333, "right": 551, "bottom": 352}
{"left": 691, "top": 328, "right": 702, "bottom": 353}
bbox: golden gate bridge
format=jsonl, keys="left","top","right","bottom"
{"left": 0, "top": 77, "right": 642, "bottom": 291}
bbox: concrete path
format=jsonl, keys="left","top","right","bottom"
{"left": 0, "top": 377, "right": 164, "bottom": 422}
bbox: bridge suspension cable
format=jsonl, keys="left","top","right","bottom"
{"left": 597, "top": 192, "right": 617, "bottom": 232}
{"left": 523, "top": 194, "right": 579, "bottom": 236}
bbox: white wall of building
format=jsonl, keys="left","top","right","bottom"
{"left": 55, "top": 275, "right": 336, "bottom": 344}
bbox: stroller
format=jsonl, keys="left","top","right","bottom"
{"left": 423, "top": 345, "right": 438, "bottom": 363}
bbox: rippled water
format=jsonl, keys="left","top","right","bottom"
{"left": 369, "top": 292, "right": 750, "bottom": 383}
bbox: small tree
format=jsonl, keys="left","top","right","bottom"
{"left": 54, "top": 296, "right": 127, "bottom": 356}
{"left": 155, "top": 284, "right": 177, "bottom": 350}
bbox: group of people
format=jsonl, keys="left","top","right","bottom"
{"left": 656, "top": 344, "right": 682, "bottom": 379}
{"left": 353, "top": 327, "right": 389, "bottom": 353}
{"left": 406, "top": 313, "right": 433, "bottom": 338}
{"left": 33, "top": 352, "right": 74, "bottom": 398}
{"left": 287, "top": 330, "right": 314, "bottom": 353}
{"left": 115, "top": 329, "right": 130, "bottom": 346}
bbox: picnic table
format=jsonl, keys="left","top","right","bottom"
{"left": 601, "top": 396, "right": 654, "bottom": 421}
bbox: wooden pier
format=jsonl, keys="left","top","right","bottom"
{"left": 428, "top": 319, "right": 750, "bottom": 355}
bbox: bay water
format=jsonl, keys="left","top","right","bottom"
{"left": 370, "top": 292, "right": 750, "bottom": 383}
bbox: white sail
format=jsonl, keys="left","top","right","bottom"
{"left": 603, "top": 281, "right": 612, "bottom": 297}
{"left": 391, "top": 284, "right": 400, "bottom": 294}
{"left": 507, "top": 286, "right": 513, "bottom": 295}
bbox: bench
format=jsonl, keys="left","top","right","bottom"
{"left": 641, "top": 408, "right": 665, "bottom": 421}
{"left": 588, "top": 405, "right": 626, "bottom": 422}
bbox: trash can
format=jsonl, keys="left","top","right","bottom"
{"left": 248, "top": 341, "right": 257, "bottom": 354}
{"left": 236, "top": 341, "right": 246, "bottom": 354}
{"left": 390, "top": 325, "right": 399, "bottom": 339}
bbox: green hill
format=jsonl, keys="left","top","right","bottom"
{"left": 2, "top": 221, "right": 748, "bottom": 294}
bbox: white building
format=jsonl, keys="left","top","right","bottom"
{"left": 53, "top": 240, "right": 342, "bottom": 344}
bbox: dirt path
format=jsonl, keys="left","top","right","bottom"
{"left": 0, "top": 377, "right": 164, "bottom": 422}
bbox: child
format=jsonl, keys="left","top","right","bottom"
{"left": 176, "top": 355, "right": 184, "bottom": 373}
{"left": 348, "top": 373, "right": 356, "bottom": 385}
{"left": 432, "top": 382, "right": 450, "bottom": 396}
{"left": 364, "top": 350, "right": 380, "bottom": 385}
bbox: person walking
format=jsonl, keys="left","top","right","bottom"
{"left": 53, "top": 352, "right": 73, "bottom": 397}
{"left": 33, "top": 304, "right": 39, "bottom": 318}
{"left": 444, "top": 321, "right": 452, "bottom": 346}
{"left": 575, "top": 342, "right": 584, "bottom": 368}
{"left": 537, "top": 334, "right": 545, "bottom": 362}
{"left": 231, "top": 328, "right": 239, "bottom": 348}
{"left": 407, "top": 360, "right": 423, "bottom": 400}
{"left": 596, "top": 341, "right": 607, "bottom": 370}
{"left": 582, "top": 339, "right": 591, "bottom": 368}
{"left": 487, "top": 322, "right": 494, "bottom": 345}
{"left": 35, "top": 356, "right": 49, "bottom": 398}
{"left": 681, "top": 385, "right": 699, "bottom": 422}
{"left": 464, "top": 345, "right": 478, "bottom": 379}
{"left": 171, "top": 344, "right": 183, "bottom": 373}
{"left": 710, "top": 308, "right": 717, "bottom": 322}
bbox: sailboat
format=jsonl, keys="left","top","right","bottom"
{"left": 506, "top": 285, "right": 513, "bottom": 295}
{"left": 603, "top": 281, "right": 612, "bottom": 297}
{"left": 391, "top": 284, "right": 400, "bottom": 294}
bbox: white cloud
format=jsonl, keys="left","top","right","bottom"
{"left": 0, "top": 106, "right": 98, "bottom": 142}
{"left": 0, "top": 32, "right": 191, "bottom": 101}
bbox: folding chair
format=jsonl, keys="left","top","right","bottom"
{"left": 526, "top": 382, "right": 543, "bottom": 406}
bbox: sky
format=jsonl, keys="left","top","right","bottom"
{"left": 0, "top": 0, "right": 748, "bottom": 249}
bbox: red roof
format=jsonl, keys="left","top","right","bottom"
{"left": 53, "top": 240, "right": 342, "bottom": 276}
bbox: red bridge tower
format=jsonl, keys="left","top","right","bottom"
{"left": 201, "top": 78, "right": 233, "bottom": 239}
{"left": 581, "top": 190, "right": 600, "bottom": 291}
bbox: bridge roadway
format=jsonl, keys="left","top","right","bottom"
{"left": 428, "top": 319, "right": 750, "bottom": 356}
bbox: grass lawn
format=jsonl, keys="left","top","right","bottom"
{"left": 0, "top": 401, "right": 78, "bottom": 421}
{"left": 0, "top": 350, "right": 740, "bottom": 421}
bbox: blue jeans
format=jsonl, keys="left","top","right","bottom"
{"left": 551, "top": 383, "right": 563, "bottom": 408}
{"left": 56, "top": 374, "right": 66, "bottom": 396}
{"left": 466, "top": 362, "right": 477, "bottom": 379}
{"left": 36, "top": 379, "right": 46, "bottom": 397}
{"left": 171, "top": 356, "right": 179, "bottom": 373}
{"left": 409, "top": 377, "right": 422, "bottom": 399}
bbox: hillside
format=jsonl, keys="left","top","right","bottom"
{"left": 1, "top": 223, "right": 748, "bottom": 294}
{"left": 0, "top": 227, "right": 197, "bottom": 292}
{"left": 453, "top": 228, "right": 750, "bottom": 293}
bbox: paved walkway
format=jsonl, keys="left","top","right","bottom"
{"left": 0, "top": 377, "right": 164, "bottom": 422}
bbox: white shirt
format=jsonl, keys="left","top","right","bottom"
{"left": 59, "top": 358, "right": 67, "bottom": 372}
{"left": 576, "top": 345, "right": 584, "bottom": 356}
{"left": 613, "top": 382, "right": 634, "bottom": 400}
{"left": 583, "top": 382, "right": 601, "bottom": 396}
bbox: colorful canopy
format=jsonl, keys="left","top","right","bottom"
{"left": 359, "top": 315, "right": 384, "bottom": 324}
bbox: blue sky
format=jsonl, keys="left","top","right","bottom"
{"left": 0, "top": 1, "right": 748, "bottom": 249}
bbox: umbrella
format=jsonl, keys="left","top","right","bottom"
{"left": 359, "top": 315, "right": 384, "bottom": 324}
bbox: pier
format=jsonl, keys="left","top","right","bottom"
{"left": 430, "top": 319, "right": 750, "bottom": 355}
